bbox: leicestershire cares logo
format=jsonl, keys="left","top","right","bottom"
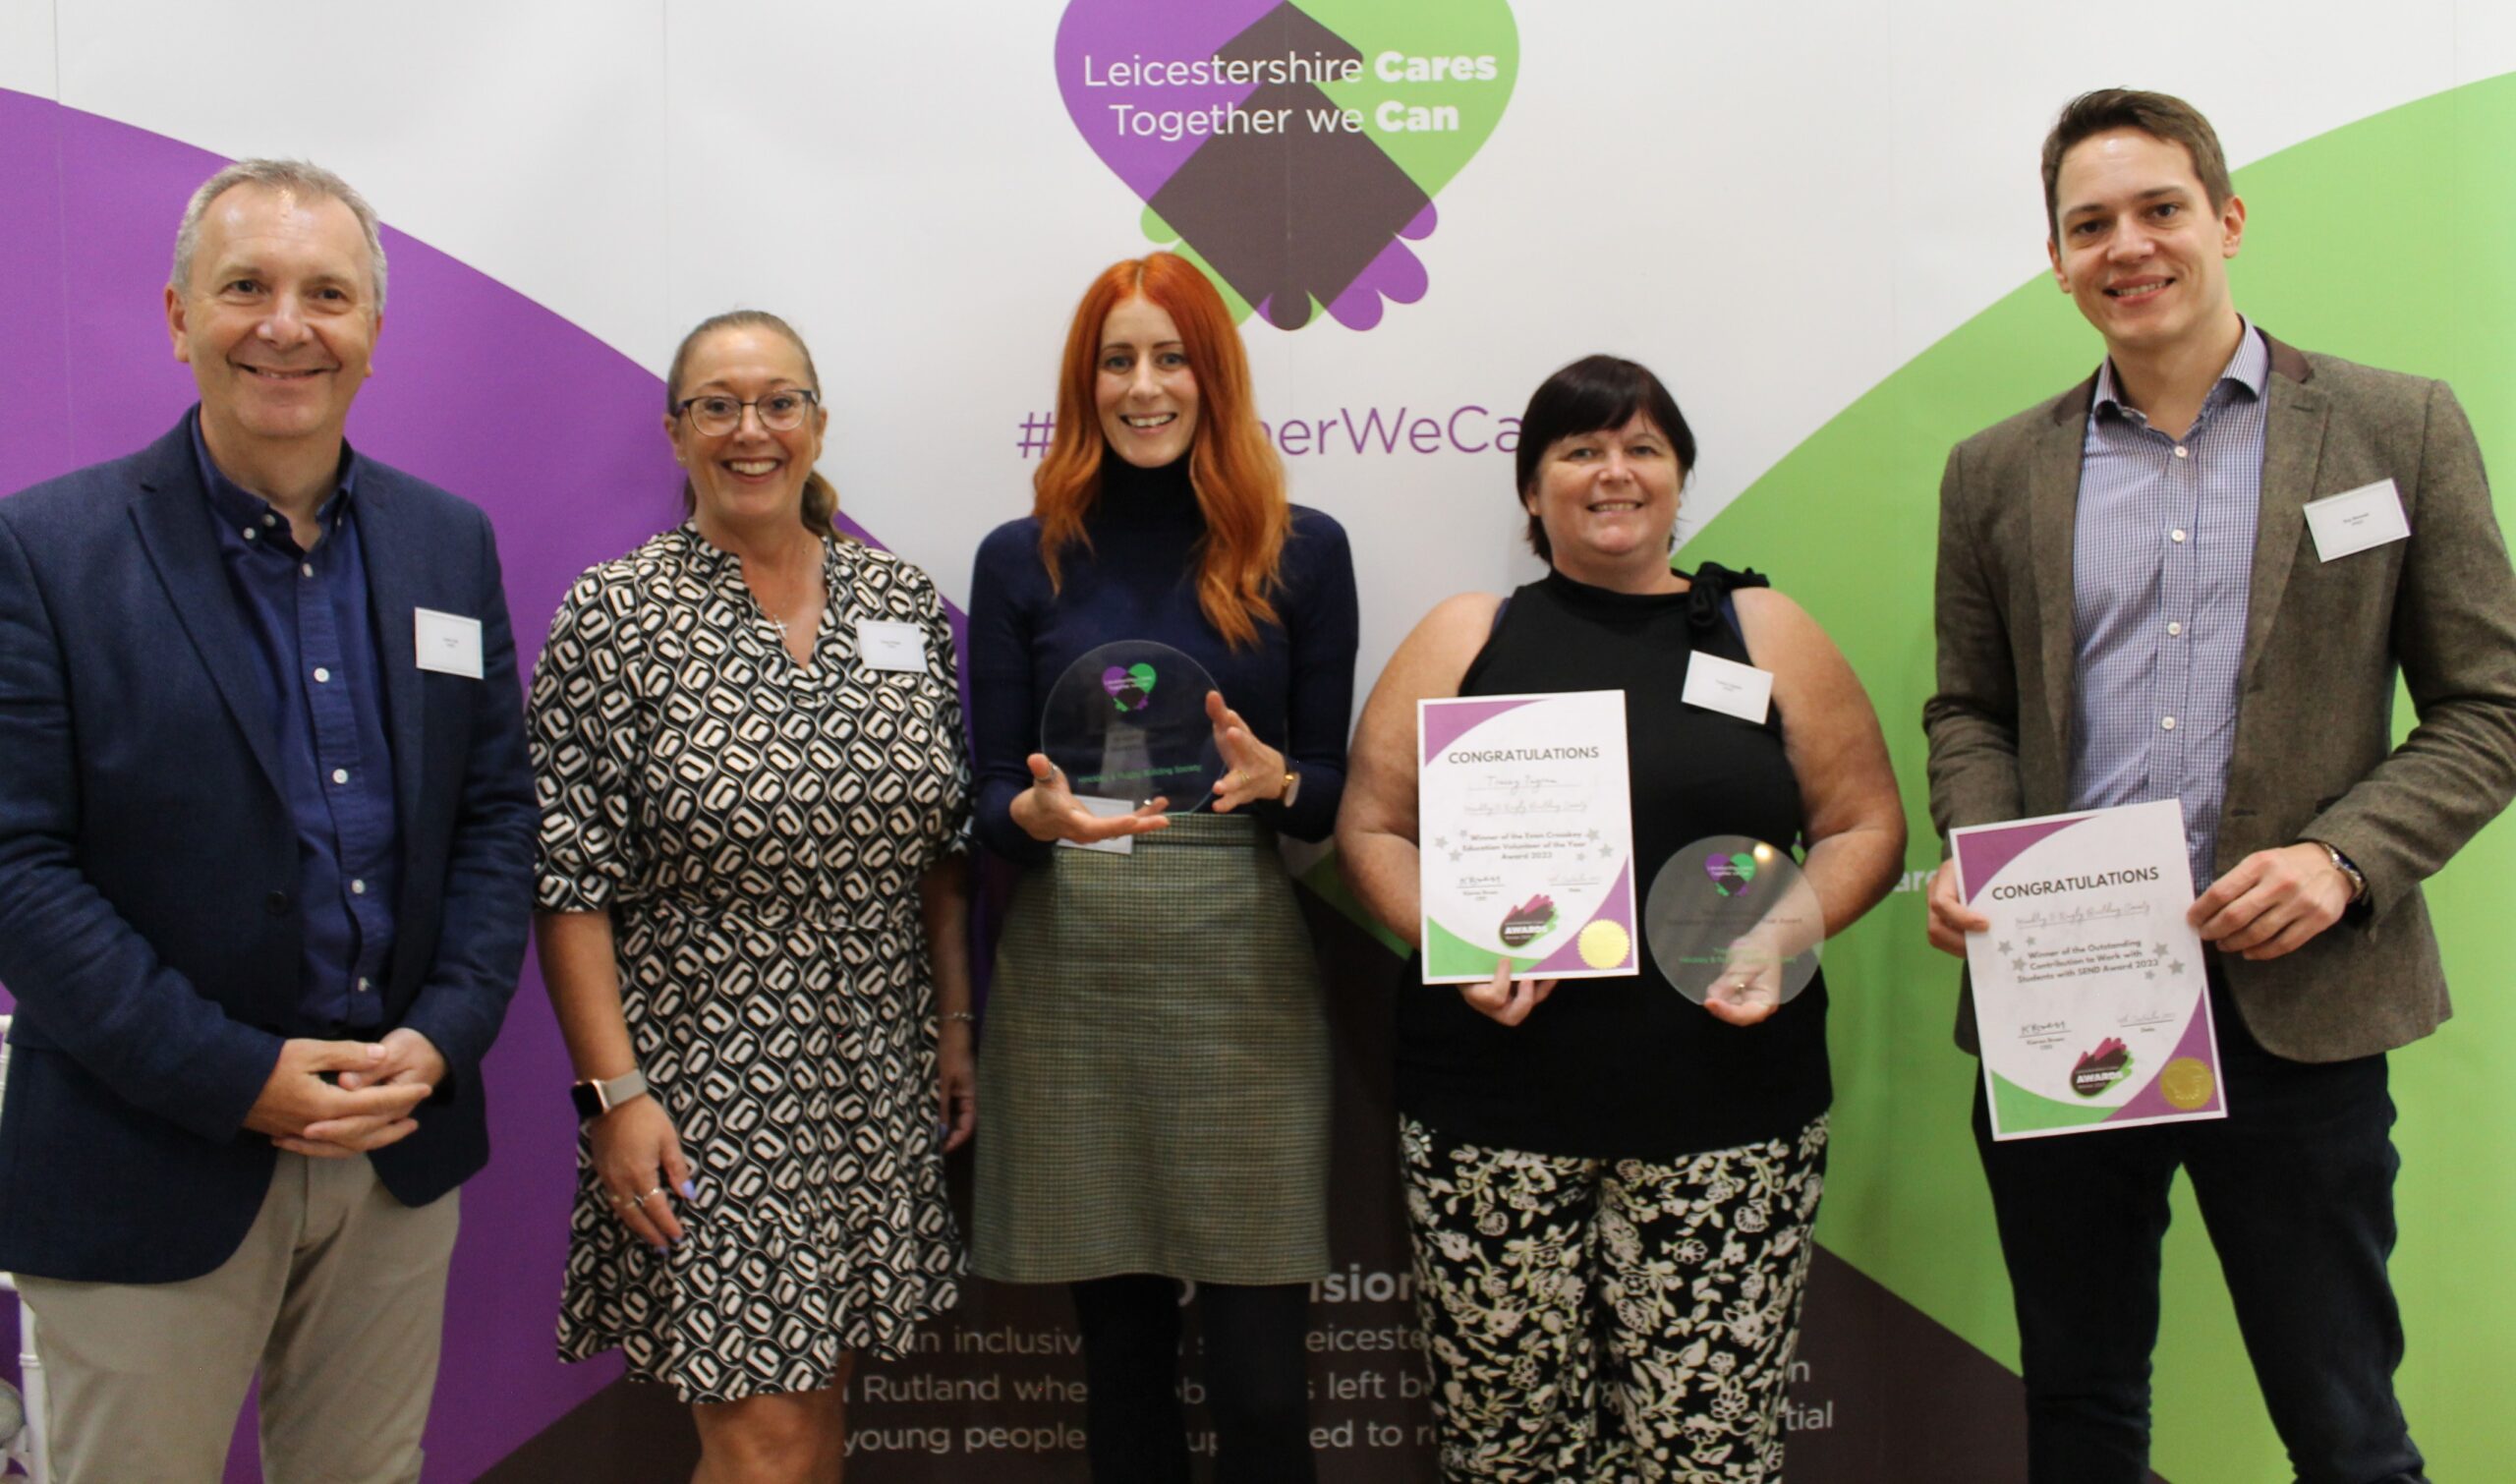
{"left": 1057, "top": 0, "right": 1518, "bottom": 331}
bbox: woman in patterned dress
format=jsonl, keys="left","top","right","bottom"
{"left": 964, "top": 254, "right": 1358, "bottom": 1481}
{"left": 530, "top": 311, "right": 975, "bottom": 1480}
{"left": 1337, "top": 356, "right": 1905, "bottom": 1483}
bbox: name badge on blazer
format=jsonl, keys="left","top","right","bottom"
{"left": 415, "top": 608, "right": 484, "bottom": 679}
{"left": 2304, "top": 479, "right": 2411, "bottom": 562}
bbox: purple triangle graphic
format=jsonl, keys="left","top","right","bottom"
{"left": 1953, "top": 815, "right": 2091, "bottom": 904}
{"left": 1420, "top": 696, "right": 1544, "bottom": 762}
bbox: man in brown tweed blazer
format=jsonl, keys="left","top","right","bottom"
{"left": 1922, "top": 89, "right": 2516, "bottom": 1484}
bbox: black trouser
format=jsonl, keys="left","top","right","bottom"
{"left": 1069, "top": 1274, "right": 1316, "bottom": 1483}
{"left": 1975, "top": 974, "right": 2427, "bottom": 1484}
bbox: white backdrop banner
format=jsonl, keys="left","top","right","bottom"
{"left": 3, "top": 3, "right": 2512, "bottom": 1479}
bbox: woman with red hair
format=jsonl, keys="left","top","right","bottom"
{"left": 965, "top": 253, "right": 1358, "bottom": 1481}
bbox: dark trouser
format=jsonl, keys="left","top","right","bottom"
{"left": 1974, "top": 976, "right": 2427, "bottom": 1484}
{"left": 1069, "top": 1274, "right": 1316, "bottom": 1484}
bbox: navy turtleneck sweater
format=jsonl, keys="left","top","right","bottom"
{"left": 964, "top": 455, "right": 1358, "bottom": 865}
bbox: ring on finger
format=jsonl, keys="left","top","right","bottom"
{"left": 637, "top": 1185, "right": 667, "bottom": 1205}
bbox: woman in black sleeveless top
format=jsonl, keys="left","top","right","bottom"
{"left": 1337, "top": 356, "right": 1905, "bottom": 1483}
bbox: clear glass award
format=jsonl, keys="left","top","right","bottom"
{"left": 1643, "top": 834, "right": 1823, "bottom": 1011}
{"left": 1039, "top": 640, "right": 1224, "bottom": 812}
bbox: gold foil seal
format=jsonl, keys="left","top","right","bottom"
{"left": 2159, "top": 1056, "right": 2215, "bottom": 1111}
{"left": 1577, "top": 920, "right": 1631, "bottom": 970}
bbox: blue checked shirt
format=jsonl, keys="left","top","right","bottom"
{"left": 2066, "top": 323, "right": 2270, "bottom": 894}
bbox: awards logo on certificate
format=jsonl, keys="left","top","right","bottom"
{"left": 1953, "top": 798, "right": 2227, "bottom": 1140}
{"left": 1417, "top": 690, "right": 1638, "bottom": 983}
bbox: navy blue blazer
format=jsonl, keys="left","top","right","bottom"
{"left": 0, "top": 414, "right": 537, "bottom": 1283}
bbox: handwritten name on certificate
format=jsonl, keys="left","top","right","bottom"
{"left": 1953, "top": 798, "right": 2225, "bottom": 1140}
{"left": 1417, "top": 690, "right": 1638, "bottom": 984}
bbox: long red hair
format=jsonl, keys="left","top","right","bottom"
{"left": 1033, "top": 254, "right": 1288, "bottom": 650}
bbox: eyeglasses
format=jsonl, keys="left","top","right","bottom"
{"left": 672, "top": 388, "right": 820, "bottom": 437}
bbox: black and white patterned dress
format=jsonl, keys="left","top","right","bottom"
{"left": 530, "top": 524, "right": 970, "bottom": 1402}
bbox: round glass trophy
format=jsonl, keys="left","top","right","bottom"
{"left": 1643, "top": 834, "right": 1823, "bottom": 1011}
{"left": 1039, "top": 641, "right": 1224, "bottom": 810}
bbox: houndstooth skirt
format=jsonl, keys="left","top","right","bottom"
{"left": 974, "top": 813, "right": 1331, "bottom": 1284}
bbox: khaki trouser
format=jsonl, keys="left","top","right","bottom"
{"left": 16, "top": 1152, "right": 459, "bottom": 1484}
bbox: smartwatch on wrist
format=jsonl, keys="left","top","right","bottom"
{"left": 570, "top": 1068, "right": 649, "bottom": 1122}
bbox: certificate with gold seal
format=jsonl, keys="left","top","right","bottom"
{"left": 1417, "top": 690, "right": 1637, "bottom": 984}
{"left": 1953, "top": 798, "right": 2227, "bottom": 1140}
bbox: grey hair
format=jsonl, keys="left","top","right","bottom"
{"left": 169, "top": 158, "right": 389, "bottom": 312}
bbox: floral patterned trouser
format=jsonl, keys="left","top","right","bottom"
{"left": 1400, "top": 1114, "right": 1829, "bottom": 1484}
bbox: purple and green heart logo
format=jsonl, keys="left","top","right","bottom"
{"left": 1057, "top": 0, "right": 1518, "bottom": 331}
{"left": 1704, "top": 852, "right": 1757, "bottom": 897}
{"left": 1104, "top": 662, "right": 1159, "bottom": 713}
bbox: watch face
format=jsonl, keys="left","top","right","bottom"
{"left": 570, "top": 1081, "right": 605, "bottom": 1120}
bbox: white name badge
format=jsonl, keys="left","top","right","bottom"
{"left": 1682, "top": 651, "right": 1773, "bottom": 724}
{"left": 2304, "top": 479, "right": 2411, "bottom": 562}
{"left": 855, "top": 618, "right": 929, "bottom": 673}
{"left": 1055, "top": 794, "right": 1139, "bottom": 855}
{"left": 414, "top": 608, "right": 484, "bottom": 679}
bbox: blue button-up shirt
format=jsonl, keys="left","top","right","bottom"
{"left": 2066, "top": 323, "right": 2270, "bottom": 893}
{"left": 192, "top": 415, "right": 399, "bottom": 1032}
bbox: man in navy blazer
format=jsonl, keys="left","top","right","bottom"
{"left": 0, "top": 160, "right": 534, "bottom": 1481}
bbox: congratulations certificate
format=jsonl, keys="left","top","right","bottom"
{"left": 1417, "top": 690, "right": 1638, "bottom": 983}
{"left": 1954, "top": 799, "right": 2226, "bottom": 1140}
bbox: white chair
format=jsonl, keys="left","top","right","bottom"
{"left": 0, "top": 1014, "right": 51, "bottom": 1484}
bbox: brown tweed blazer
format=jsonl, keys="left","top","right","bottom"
{"left": 1925, "top": 333, "right": 2516, "bottom": 1062}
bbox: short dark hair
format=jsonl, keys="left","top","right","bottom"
{"left": 1514, "top": 355, "right": 1695, "bottom": 562}
{"left": 2041, "top": 88, "right": 2233, "bottom": 244}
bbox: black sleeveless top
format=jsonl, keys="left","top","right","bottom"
{"left": 1394, "top": 564, "right": 1832, "bottom": 1160}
